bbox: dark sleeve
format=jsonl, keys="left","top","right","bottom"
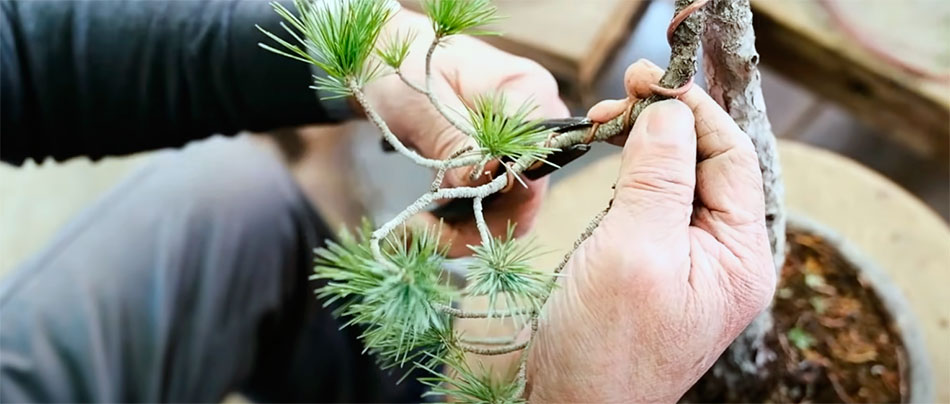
{"left": 0, "top": 0, "right": 350, "bottom": 165}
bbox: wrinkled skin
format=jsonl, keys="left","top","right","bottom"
{"left": 362, "top": 10, "right": 568, "bottom": 256}
{"left": 527, "top": 60, "right": 775, "bottom": 403}
{"left": 361, "top": 8, "right": 773, "bottom": 401}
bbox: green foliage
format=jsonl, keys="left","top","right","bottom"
{"left": 420, "top": 352, "right": 525, "bottom": 403}
{"left": 787, "top": 327, "right": 816, "bottom": 350}
{"left": 257, "top": 0, "right": 395, "bottom": 98}
{"left": 465, "top": 225, "right": 553, "bottom": 318}
{"left": 422, "top": 0, "right": 500, "bottom": 38}
{"left": 313, "top": 221, "right": 455, "bottom": 367}
{"left": 466, "top": 93, "right": 558, "bottom": 163}
{"left": 377, "top": 29, "right": 417, "bottom": 69}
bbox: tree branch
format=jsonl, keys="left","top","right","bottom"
{"left": 396, "top": 69, "right": 427, "bottom": 95}
{"left": 436, "top": 303, "right": 534, "bottom": 319}
{"left": 458, "top": 334, "right": 518, "bottom": 346}
{"left": 351, "top": 84, "right": 445, "bottom": 169}
{"left": 472, "top": 196, "right": 491, "bottom": 245}
{"left": 458, "top": 340, "right": 529, "bottom": 356}
{"left": 425, "top": 39, "right": 475, "bottom": 137}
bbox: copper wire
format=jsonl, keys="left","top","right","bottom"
{"left": 649, "top": 77, "right": 695, "bottom": 98}
{"left": 500, "top": 162, "right": 517, "bottom": 193}
{"left": 583, "top": 122, "right": 600, "bottom": 144}
{"left": 585, "top": 0, "right": 709, "bottom": 144}
{"left": 653, "top": 0, "right": 709, "bottom": 99}
{"left": 666, "top": 0, "right": 711, "bottom": 44}
{"left": 619, "top": 101, "right": 635, "bottom": 135}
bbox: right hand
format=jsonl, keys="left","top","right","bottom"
{"left": 526, "top": 60, "right": 776, "bottom": 403}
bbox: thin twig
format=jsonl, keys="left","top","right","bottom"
{"left": 396, "top": 69, "right": 428, "bottom": 94}
{"left": 458, "top": 334, "right": 518, "bottom": 346}
{"left": 436, "top": 303, "right": 534, "bottom": 319}
{"left": 351, "top": 83, "right": 480, "bottom": 170}
{"left": 512, "top": 316, "right": 539, "bottom": 398}
{"left": 351, "top": 84, "right": 444, "bottom": 169}
{"left": 458, "top": 340, "right": 529, "bottom": 355}
{"left": 472, "top": 197, "right": 491, "bottom": 245}
{"left": 425, "top": 39, "right": 475, "bottom": 136}
{"left": 431, "top": 146, "right": 473, "bottom": 192}
{"left": 552, "top": 205, "right": 610, "bottom": 276}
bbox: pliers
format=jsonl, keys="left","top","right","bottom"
{"left": 425, "top": 116, "right": 594, "bottom": 222}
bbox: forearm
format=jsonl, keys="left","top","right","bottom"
{"left": 0, "top": 0, "right": 348, "bottom": 165}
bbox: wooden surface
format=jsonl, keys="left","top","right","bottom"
{"left": 751, "top": 0, "right": 950, "bottom": 160}
{"left": 400, "top": 0, "right": 648, "bottom": 99}
{"left": 529, "top": 140, "right": 950, "bottom": 402}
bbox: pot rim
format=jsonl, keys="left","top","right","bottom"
{"left": 786, "top": 213, "right": 934, "bottom": 403}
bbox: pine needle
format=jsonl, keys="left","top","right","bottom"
{"left": 419, "top": 352, "right": 525, "bottom": 403}
{"left": 464, "top": 224, "right": 555, "bottom": 319}
{"left": 377, "top": 29, "right": 418, "bottom": 69}
{"left": 313, "top": 220, "right": 456, "bottom": 368}
{"left": 421, "top": 0, "right": 501, "bottom": 38}
{"left": 257, "top": 0, "right": 396, "bottom": 97}
{"left": 466, "top": 93, "right": 558, "bottom": 163}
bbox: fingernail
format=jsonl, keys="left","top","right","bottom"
{"left": 634, "top": 59, "right": 660, "bottom": 69}
{"left": 643, "top": 100, "right": 693, "bottom": 138}
{"left": 636, "top": 58, "right": 661, "bottom": 70}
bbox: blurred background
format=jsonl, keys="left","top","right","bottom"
{"left": 1, "top": 0, "right": 947, "bottom": 401}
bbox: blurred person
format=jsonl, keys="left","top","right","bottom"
{"left": 0, "top": 1, "right": 773, "bottom": 402}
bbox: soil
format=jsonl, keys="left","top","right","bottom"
{"left": 683, "top": 230, "right": 907, "bottom": 403}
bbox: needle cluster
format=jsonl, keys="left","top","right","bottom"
{"left": 465, "top": 225, "right": 554, "bottom": 318}
{"left": 466, "top": 94, "right": 558, "bottom": 163}
{"left": 257, "top": 0, "right": 395, "bottom": 98}
{"left": 421, "top": 0, "right": 500, "bottom": 38}
{"left": 313, "top": 222, "right": 454, "bottom": 367}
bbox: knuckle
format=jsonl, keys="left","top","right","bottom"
{"left": 616, "top": 164, "right": 695, "bottom": 206}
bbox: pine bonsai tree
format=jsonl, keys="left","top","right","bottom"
{"left": 257, "top": 0, "right": 785, "bottom": 401}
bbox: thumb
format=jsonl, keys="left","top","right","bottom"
{"left": 612, "top": 99, "right": 697, "bottom": 240}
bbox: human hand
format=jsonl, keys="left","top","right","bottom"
{"left": 362, "top": 9, "right": 568, "bottom": 256}
{"left": 526, "top": 60, "right": 775, "bottom": 403}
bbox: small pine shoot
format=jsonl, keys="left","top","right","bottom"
{"left": 257, "top": 0, "right": 397, "bottom": 98}
{"left": 421, "top": 0, "right": 500, "bottom": 38}
{"left": 465, "top": 224, "right": 554, "bottom": 318}
{"left": 467, "top": 93, "right": 558, "bottom": 163}
{"left": 377, "top": 29, "right": 418, "bottom": 69}
{"left": 419, "top": 352, "right": 525, "bottom": 403}
{"left": 313, "top": 222, "right": 455, "bottom": 367}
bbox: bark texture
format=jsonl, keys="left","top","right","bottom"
{"left": 699, "top": 0, "right": 786, "bottom": 396}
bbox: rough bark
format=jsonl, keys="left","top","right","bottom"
{"left": 699, "top": 0, "right": 786, "bottom": 396}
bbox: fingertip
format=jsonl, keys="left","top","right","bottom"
{"left": 586, "top": 98, "right": 629, "bottom": 123}
{"left": 624, "top": 59, "right": 665, "bottom": 99}
{"left": 633, "top": 99, "right": 695, "bottom": 144}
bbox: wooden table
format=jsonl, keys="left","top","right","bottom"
{"left": 529, "top": 140, "right": 950, "bottom": 402}
{"left": 751, "top": 0, "right": 950, "bottom": 160}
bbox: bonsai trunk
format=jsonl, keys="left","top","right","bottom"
{"left": 699, "top": 0, "right": 787, "bottom": 394}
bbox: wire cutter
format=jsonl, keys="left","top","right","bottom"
{"left": 426, "top": 116, "right": 594, "bottom": 222}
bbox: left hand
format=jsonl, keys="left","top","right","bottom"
{"left": 361, "top": 9, "right": 569, "bottom": 256}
